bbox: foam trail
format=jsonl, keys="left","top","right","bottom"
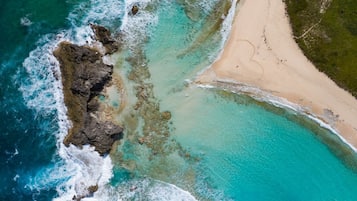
{"left": 219, "top": 0, "right": 237, "bottom": 50}
{"left": 83, "top": 178, "right": 198, "bottom": 201}
{"left": 206, "top": 0, "right": 238, "bottom": 63}
{"left": 119, "top": 0, "right": 158, "bottom": 48}
{"left": 67, "top": 0, "right": 124, "bottom": 28}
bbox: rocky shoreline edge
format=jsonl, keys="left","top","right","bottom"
{"left": 53, "top": 25, "right": 124, "bottom": 156}
{"left": 53, "top": 24, "right": 124, "bottom": 200}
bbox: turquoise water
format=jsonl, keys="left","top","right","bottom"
{"left": 170, "top": 88, "right": 357, "bottom": 200}
{"left": 2, "top": 0, "right": 357, "bottom": 200}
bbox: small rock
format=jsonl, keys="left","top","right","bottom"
{"left": 88, "top": 184, "right": 99, "bottom": 194}
{"left": 138, "top": 137, "right": 145, "bottom": 145}
{"left": 131, "top": 5, "right": 139, "bottom": 15}
{"left": 161, "top": 111, "right": 171, "bottom": 121}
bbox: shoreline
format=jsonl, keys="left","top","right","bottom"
{"left": 197, "top": 0, "right": 357, "bottom": 149}
{"left": 197, "top": 81, "right": 357, "bottom": 154}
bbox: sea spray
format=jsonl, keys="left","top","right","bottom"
{"left": 76, "top": 178, "right": 197, "bottom": 201}
{"left": 67, "top": 0, "right": 124, "bottom": 30}
{"left": 20, "top": 32, "right": 68, "bottom": 118}
{"left": 119, "top": 0, "right": 159, "bottom": 48}
{"left": 19, "top": 30, "right": 115, "bottom": 198}
{"left": 18, "top": 0, "right": 126, "bottom": 198}
{"left": 54, "top": 146, "right": 113, "bottom": 200}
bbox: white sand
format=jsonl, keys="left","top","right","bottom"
{"left": 198, "top": 0, "right": 357, "bottom": 149}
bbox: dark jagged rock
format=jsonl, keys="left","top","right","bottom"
{"left": 131, "top": 5, "right": 139, "bottom": 15}
{"left": 90, "top": 24, "right": 121, "bottom": 54}
{"left": 54, "top": 39, "right": 123, "bottom": 155}
{"left": 71, "top": 184, "right": 98, "bottom": 201}
{"left": 88, "top": 185, "right": 99, "bottom": 194}
{"left": 83, "top": 117, "right": 123, "bottom": 155}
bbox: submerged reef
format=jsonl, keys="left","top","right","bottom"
{"left": 53, "top": 25, "right": 123, "bottom": 155}
{"left": 125, "top": 48, "right": 174, "bottom": 155}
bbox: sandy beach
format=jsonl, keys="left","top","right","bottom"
{"left": 198, "top": 0, "right": 357, "bottom": 149}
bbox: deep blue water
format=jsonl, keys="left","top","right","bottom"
{"left": 0, "top": 0, "right": 73, "bottom": 200}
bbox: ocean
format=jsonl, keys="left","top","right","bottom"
{"left": 1, "top": 0, "right": 357, "bottom": 200}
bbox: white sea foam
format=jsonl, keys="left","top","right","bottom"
{"left": 219, "top": 0, "right": 237, "bottom": 49}
{"left": 21, "top": 145, "right": 112, "bottom": 199}
{"left": 82, "top": 178, "right": 198, "bottom": 201}
{"left": 21, "top": 34, "right": 62, "bottom": 114}
{"left": 20, "top": 32, "right": 71, "bottom": 140}
{"left": 206, "top": 0, "right": 237, "bottom": 64}
{"left": 54, "top": 145, "right": 113, "bottom": 201}
{"left": 68, "top": 0, "right": 124, "bottom": 28}
{"left": 264, "top": 97, "right": 357, "bottom": 152}
{"left": 68, "top": 0, "right": 159, "bottom": 48}
{"left": 20, "top": 16, "right": 33, "bottom": 26}
{"left": 306, "top": 114, "right": 357, "bottom": 152}
{"left": 19, "top": 31, "right": 79, "bottom": 196}
{"left": 119, "top": 0, "right": 158, "bottom": 48}
{"left": 13, "top": 174, "right": 20, "bottom": 182}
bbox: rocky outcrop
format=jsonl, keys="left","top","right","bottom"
{"left": 71, "top": 184, "right": 99, "bottom": 201}
{"left": 131, "top": 5, "right": 139, "bottom": 15}
{"left": 53, "top": 25, "right": 123, "bottom": 155}
{"left": 90, "top": 24, "right": 121, "bottom": 54}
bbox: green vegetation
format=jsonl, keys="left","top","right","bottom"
{"left": 285, "top": 0, "right": 357, "bottom": 98}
